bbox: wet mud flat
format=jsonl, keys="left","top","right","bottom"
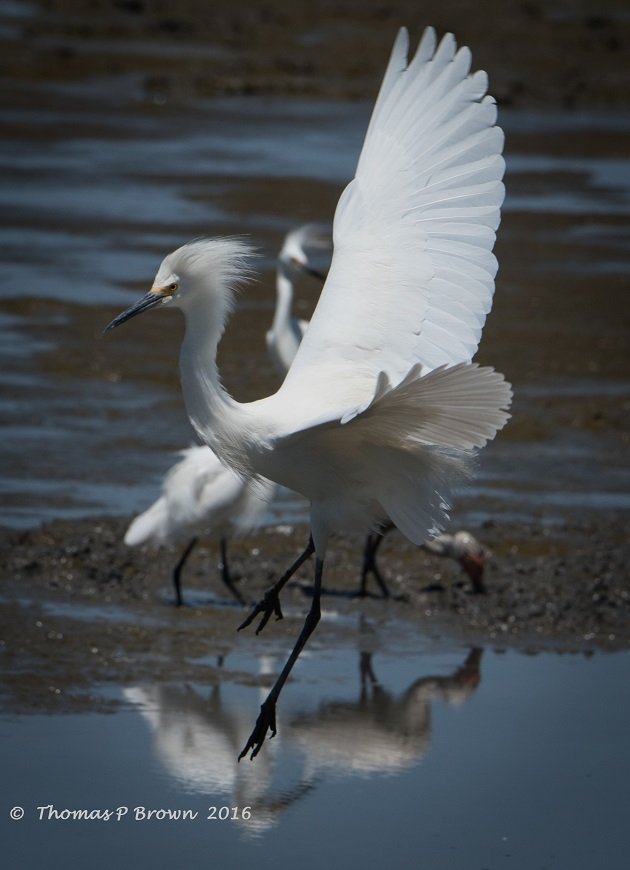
{"left": 4, "top": 0, "right": 630, "bottom": 109}
{"left": 1, "top": 505, "right": 628, "bottom": 716}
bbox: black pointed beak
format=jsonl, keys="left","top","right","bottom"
{"left": 300, "top": 263, "right": 327, "bottom": 283}
{"left": 103, "top": 291, "right": 163, "bottom": 333}
{"left": 292, "top": 259, "right": 326, "bottom": 283}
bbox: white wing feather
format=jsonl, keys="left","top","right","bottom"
{"left": 280, "top": 26, "right": 504, "bottom": 404}
{"left": 243, "top": 27, "right": 511, "bottom": 550}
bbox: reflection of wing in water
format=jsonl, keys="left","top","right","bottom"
{"left": 122, "top": 685, "right": 264, "bottom": 793}
{"left": 123, "top": 658, "right": 284, "bottom": 834}
{"left": 290, "top": 648, "right": 482, "bottom": 777}
{"left": 124, "top": 647, "right": 482, "bottom": 827}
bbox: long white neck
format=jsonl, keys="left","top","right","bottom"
{"left": 271, "top": 265, "right": 295, "bottom": 334}
{"left": 267, "top": 263, "right": 303, "bottom": 377}
{"left": 178, "top": 288, "right": 249, "bottom": 474}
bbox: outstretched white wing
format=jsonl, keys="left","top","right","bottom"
{"left": 280, "top": 26, "right": 504, "bottom": 407}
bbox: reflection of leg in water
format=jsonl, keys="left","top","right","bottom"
{"left": 360, "top": 651, "right": 379, "bottom": 689}
{"left": 451, "top": 647, "right": 483, "bottom": 690}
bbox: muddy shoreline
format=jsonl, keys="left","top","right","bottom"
{"left": 4, "top": 0, "right": 630, "bottom": 110}
{"left": 2, "top": 505, "right": 628, "bottom": 715}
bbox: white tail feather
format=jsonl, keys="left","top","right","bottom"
{"left": 318, "top": 361, "right": 512, "bottom": 545}
{"left": 377, "top": 444, "right": 474, "bottom": 544}
{"left": 348, "top": 362, "right": 512, "bottom": 451}
{"left": 125, "top": 497, "right": 169, "bottom": 546}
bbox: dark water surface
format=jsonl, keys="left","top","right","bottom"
{"left": 3, "top": 641, "right": 629, "bottom": 869}
{"left": 2, "top": 7, "right": 630, "bottom": 868}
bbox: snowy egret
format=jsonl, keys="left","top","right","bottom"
{"left": 266, "top": 223, "right": 329, "bottom": 377}
{"left": 105, "top": 25, "right": 512, "bottom": 759}
{"left": 126, "top": 224, "right": 486, "bottom": 607}
{"left": 360, "top": 528, "right": 488, "bottom": 597}
{"left": 123, "top": 225, "right": 327, "bottom": 606}
{"left": 125, "top": 446, "right": 274, "bottom": 606}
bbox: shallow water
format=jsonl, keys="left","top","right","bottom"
{"left": 3, "top": 638, "right": 629, "bottom": 869}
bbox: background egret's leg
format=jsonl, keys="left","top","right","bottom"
{"left": 218, "top": 537, "right": 245, "bottom": 605}
{"left": 172, "top": 536, "right": 198, "bottom": 606}
{"left": 359, "top": 533, "right": 390, "bottom": 598}
{"left": 461, "top": 553, "right": 486, "bottom": 594}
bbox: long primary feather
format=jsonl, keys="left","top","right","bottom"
{"left": 280, "top": 27, "right": 505, "bottom": 407}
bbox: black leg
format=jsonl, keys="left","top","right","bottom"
{"left": 461, "top": 554, "right": 486, "bottom": 594}
{"left": 239, "top": 557, "right": 324, "bottom": 761}
{"left": 359, "top": 651, "right": 379, "bottom": 690}
{"left": 238, "top": 536, "right": 315, "bottom": 634}
{"left": 172, "top": 536, "right": 198, "bottom": 606}
{"left": 359, "top": 533, "right": 390, "bottom": 598}
{"left": 218, "top": 537, "right": 245, "bottom": 605}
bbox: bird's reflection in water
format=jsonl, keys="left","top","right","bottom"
{"left": 123, "top": 646, "right": 482, "bottom": 833}
{"left": 123, "top": 657, "right": 285, "bottom": 835}
{"left": 291, "top": 647, "right": 482, "bottom": 777}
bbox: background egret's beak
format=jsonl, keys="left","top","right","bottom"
{"left": 292, "top": 259, "right": 326, "bottom": 283}
{"left": 300, "top": 263, "right": 326, "bottom": 283}
{"left": 104, "top": 291, "right": 162, "bottom": 333}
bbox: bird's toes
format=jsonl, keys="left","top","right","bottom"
{"left": 257, "top": 591, "right": 283, "bottom": 633}
{"left": 238, "top": 701, "right": 277, "bottom": 761}
{"left": 238, "top": 588, "right": 284, "bottom": 634}
{"left": 237, "top": 609, "right": 256, "bottom": 632}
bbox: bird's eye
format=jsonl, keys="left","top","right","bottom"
{"left": 168, "top": 282, "right": 179, "bottom": 293}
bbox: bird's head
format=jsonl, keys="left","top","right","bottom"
{"left": 104, "top": 238, "right": 255, "bottom": 333}
{"left": 277, "top": 224, "right": 330, "bottom": 283}
{"left": 453, "top": 531, "right": 489, "bottom": 594}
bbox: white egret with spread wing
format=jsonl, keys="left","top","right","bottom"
{"left": 105, "top": 25, "right": 512, "bottom": 759}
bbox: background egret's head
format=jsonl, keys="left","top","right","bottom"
{"left": 277, "top": 223, "right": 330, "bottom": 282}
